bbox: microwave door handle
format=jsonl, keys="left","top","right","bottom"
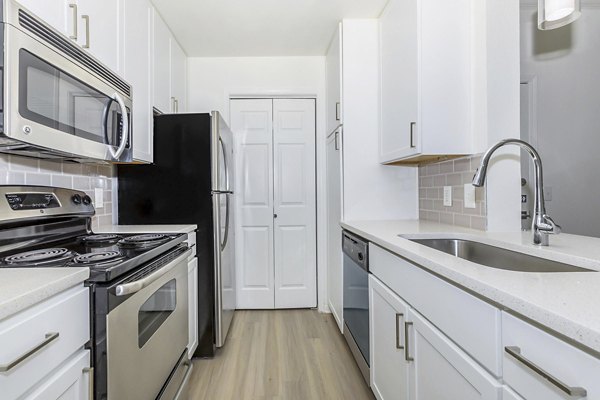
{"left": 106, "top": 93, "right": 129, "bottom": 160}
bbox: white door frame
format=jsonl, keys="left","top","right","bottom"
{"left": 227, "top": 89, "right": 328, "bottom": 312}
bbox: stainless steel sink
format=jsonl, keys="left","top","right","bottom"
{"left": 405, "top": 238, "right": 594, "bottom": 273}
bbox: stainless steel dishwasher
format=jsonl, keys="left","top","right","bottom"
{"left": 342, "top": 230, "right": 370, "bottom": 384}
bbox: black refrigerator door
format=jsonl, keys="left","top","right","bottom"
{"left": 117, "top": 112, "right": 217, "bottom": 357}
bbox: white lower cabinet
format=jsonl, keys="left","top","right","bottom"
{"left": 370, "top": 275, "right": 410, "bottom": 400}
{"left": 409, "top": 310, "right": 501, "bottom": 400}
{"left": 370, "top": 274, "right": 501, "bottom": 400}
{"left": 188, "top": 256, "right": 199, "bottom": 358}
{"left": 502, "top": 312, "right": 600, "bottom": 400}
{"left": 24, "top": 349, "right": 91, "bottom": 400}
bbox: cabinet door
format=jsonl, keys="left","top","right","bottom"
{"left": 187, "top": 257, "right": 198, "bottom": 358}
{"left": 408, "top": 310, "right": 501, "bottom": 400}
{"left": 122, "top": 0, "right": 153, "bottom": 163}
{"left": 379, "top": 0, "right": 420, "bottom": 162}
{"left": 152, "top": 9, "right": 172, "bottom": 113}
{"left": 24, "top": 350, "right": 91, "bottom": 400}
{"left": 170, "top": 39, "right": 187, "bottom": 113}
{"left": 17, "top": 0, "right": 72, "bottom": 37}
{"left": 77, "top": 0, "right": 121, "bottom": 73}
{"left": 369, "top": 275, "right": 410, "bottom": 400}
{"left": 326, "top": 129, "right": 343, "bottom": 332}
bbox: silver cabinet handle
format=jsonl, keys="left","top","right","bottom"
{"left": 116, "top": 248, "right": 192, "bottom": 296}
{"left": 69, "top": 4, "right": 78, "bottom": 40}
{"left": 404, "top": 322, "right": 414, "bottom": 361}
{"left": 410, "top": 122, "right": 416, "bottom": 148}
{"left": 335, "top": 102, "right": 341, "bottom": 121}
{"left": 334, "top": 131, "right": 340, "bottom": 151}
{"left": 81, "top": 15, "right": 90, "bottom": 48}
{"left": 0, "top": 332, "right": 59, "bottom": 372}
{"left": 175, "top": 99, "right": 179, "bottom": 113}
{"left": 395, "top": 313, "right": 404, "bottom": 350}
{"left": 174, "top": 361, "right": 194, "bottom": 400}
{"left": 171, "top": 97, "right": 176, "bottom": 113}
{"left": 505, "top": 346, "right": 587, "bottom": 398}
{"left": 83, "top": 367, "right": 94, "bottom": 400}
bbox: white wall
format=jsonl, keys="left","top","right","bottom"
{"left": 472, "top": 0, "right": 522, "bottom": 232}
{"left": 521, "top": 1, "right": 600, "bottom": 237}
{"left": 186, "top": 56, "right": 330, "bottom": 311}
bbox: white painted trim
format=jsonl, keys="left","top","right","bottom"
{"left": 226, "top": 86, "right": 329, "bottom": 312}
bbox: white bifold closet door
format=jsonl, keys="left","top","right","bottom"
{"left": 230, "top": 98, "right": 317, "bottom": 309}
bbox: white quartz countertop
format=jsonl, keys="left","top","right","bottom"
{"left": 0, "top": 268, "right": 89, "bottom": 321}
{"left": 341, "top": 219, "right": 600, "bottom": 354}
{"left": 96, "top": 224, "right": 197, "bottom": 234}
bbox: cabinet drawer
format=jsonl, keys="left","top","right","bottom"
{"left": 0, "top": 285, "right": 90, "bottom": 399}
{"left": 502, "top": 312, "right": 600, "bottom": 400}
{"left": 370, "top": 244, "right": 501, "bottom": 376}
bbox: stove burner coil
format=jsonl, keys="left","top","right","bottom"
{"left": 118, "top": 234, "right": 170, "bottom": 249}
{"left": 81, "top": 234, "right": 122, "bottom": 245}
{"left": 3, "top": 248, "right": 74, "bottom": 266}
{"left": 73, "top": 251, "right": 124, "bottom": 265}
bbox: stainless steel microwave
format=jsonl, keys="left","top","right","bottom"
{"left": 0, "top": 0, "right": 133, "bottom": 163}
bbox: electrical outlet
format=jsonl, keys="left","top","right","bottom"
{"left": 464, "top": 184, "right": 476, "bottom": 209}
{"left": 94, "top": 188, "right": 104, "bottom": 209}
{"left": 443, "top": 186, "right": 452, "bottom": 207}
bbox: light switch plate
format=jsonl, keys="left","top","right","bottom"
{"left": 443, "top": 186, "right": 452, "bottom": 207}
{"left": 464, "top": 184, "right": 476, "bottom": 209}
{"left": 94, "top": 187, "right": 104, "bottom": 209}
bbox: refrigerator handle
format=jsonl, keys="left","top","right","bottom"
{"left": 221, "top": 193, "right": 230, "bottom": 251}
{"left": 219, "top": 138, "right": 231, "bottom": 192}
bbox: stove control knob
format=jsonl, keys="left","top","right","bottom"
{"left": 72, "top": 194, "right": 82, "bottom": 205}
{"left": 82, "top": 195, "right": 92, "bottom": 206}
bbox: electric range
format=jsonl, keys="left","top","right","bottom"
{"left": 0, "top": 185, "right": 193, "bottom": 400}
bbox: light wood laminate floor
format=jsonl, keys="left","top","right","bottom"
{"left": 188, "top": 310, "right": 375, "bottom": 400}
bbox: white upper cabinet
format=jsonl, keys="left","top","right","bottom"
{"left": 379, "top": 0, "right": 474, "bottom": 164}
{"left": 170, "top": 38, "right": 187, "bottom": 113}
{"left": 76, "top": 0, "right": 121, "bottom": 74}
{"left": 152, "top": 9, "right": 172, "bottom": 114}
{"left": 16, "top": 0, "right": 73, "bottom": 36}
{"left": 122, "top": 0, "right": 153, "bottom": 163}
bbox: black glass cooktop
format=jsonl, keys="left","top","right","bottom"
{"left": 0, "top": 232, "right": 187, "bottom": 283}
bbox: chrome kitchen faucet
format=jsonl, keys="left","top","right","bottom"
{"left": 472, "top": 139, "right": 561, "bottom": 246}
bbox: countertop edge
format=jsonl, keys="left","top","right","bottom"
{"left": 0, "top": 268, "right": 89, "bottom": 321}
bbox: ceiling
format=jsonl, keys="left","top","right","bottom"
{"left": 151, "top": 0, "right": 389, "bottom": 57}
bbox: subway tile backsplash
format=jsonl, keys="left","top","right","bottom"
{"left": 0, "top": 154, "right": 114, "bottom": 229}
{"left": 418, "top": 155, "right": 487, "bottom": 230}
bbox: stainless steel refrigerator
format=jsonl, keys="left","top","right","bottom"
{"left": 117, "top": 111, "right": 236, "bottom": 357}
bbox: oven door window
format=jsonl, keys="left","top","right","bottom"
{"left": 138, "top": 279, "right": 177, "bottom": 348}
{"left": 18, "top": 49, "right": 127, "bottom": 147}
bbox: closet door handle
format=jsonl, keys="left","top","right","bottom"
{"left": 410, "top": 122, "right": 416, "bottom": 148}
{"left": 395, "top": 313, "right": 404, "bottom": 350}
{"left": 82, "top": 15, "right": 90, "bottom": 48}
{"left": 69, "top": 4, "right": 78, "bottom": 40}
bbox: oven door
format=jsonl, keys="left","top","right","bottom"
{"left": 1, "top": 12, "right": 132, "bottom": 162}
{"left": 106, "top": 249, "right": 191, "bottom": 400}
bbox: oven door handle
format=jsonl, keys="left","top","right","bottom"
{"left": 115, "top": 249, "right": 192, "bottom": 296}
